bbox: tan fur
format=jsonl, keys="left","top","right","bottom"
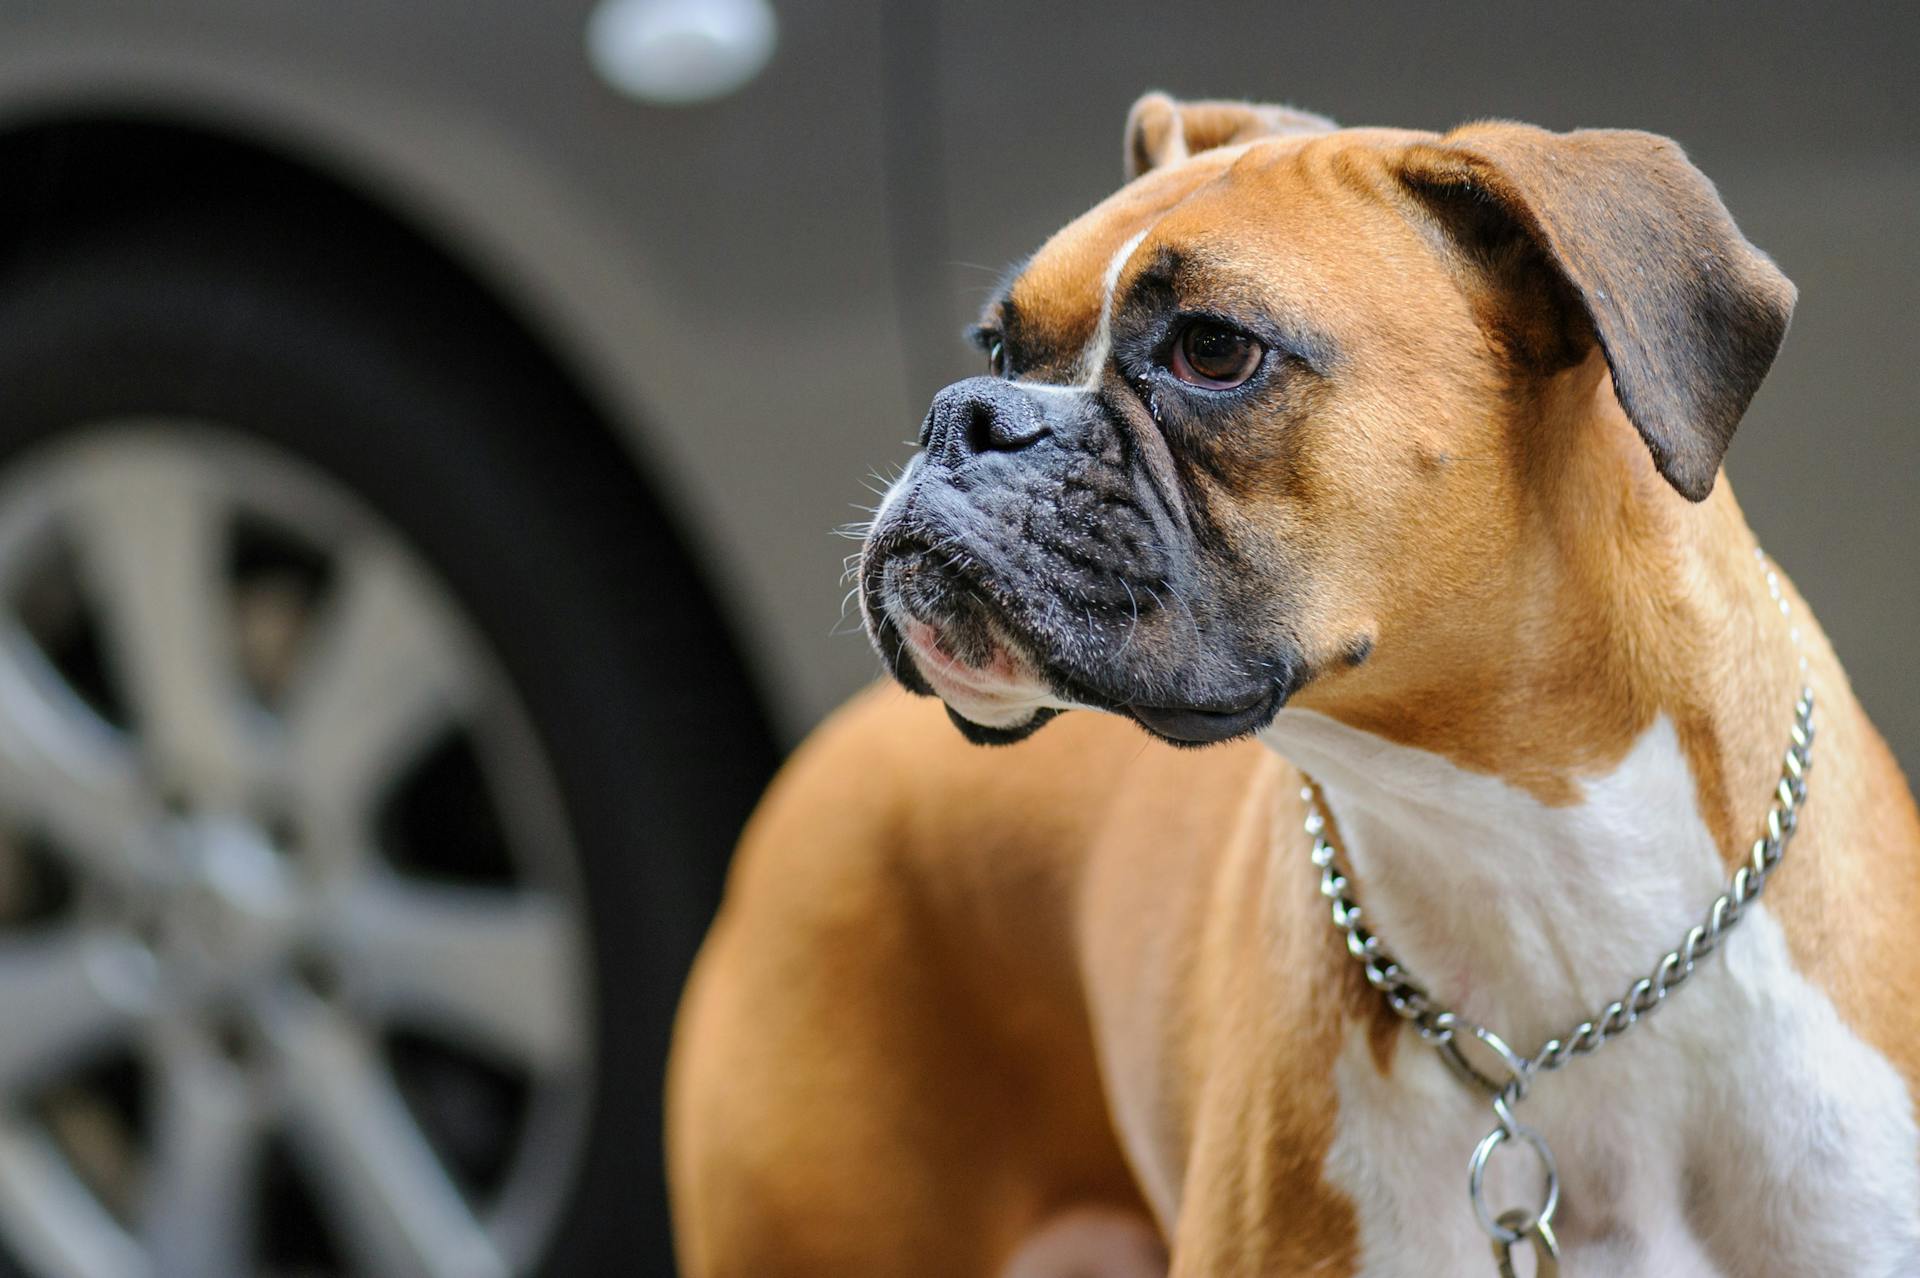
{"left": 669, "top": 105, "right": 1920, "bottom": 1274}
{"left": 670, "top": 687, "right": 1375, "bottom": 1274}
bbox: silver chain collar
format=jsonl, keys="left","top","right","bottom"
{"left": 1301, "top": 550, "right": 1814, "bottom": 1276}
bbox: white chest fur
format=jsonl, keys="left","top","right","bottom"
{"left": 1260, "top": 711, "right": 1920, "bottom": 1277}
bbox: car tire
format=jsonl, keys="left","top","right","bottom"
{"left": 0, "top": 210, "right": 776, "bottom": 1276}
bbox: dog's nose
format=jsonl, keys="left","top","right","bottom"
{"left": 919, "top": 377, "right": 1052, "bottom": 462}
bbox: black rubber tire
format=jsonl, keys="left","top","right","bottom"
{"left": 0, "top": 212, "right": 777, "bottom": 1276}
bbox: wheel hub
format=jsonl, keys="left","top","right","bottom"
{"left": 160, "top": 814, "right": 301, "bottom": 995}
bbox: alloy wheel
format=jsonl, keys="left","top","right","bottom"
{"left": 0, "top": 422, "right": 595, "bottom": 1278}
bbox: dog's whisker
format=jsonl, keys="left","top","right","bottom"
{"left": 1115, "top": 578, "right": 1142, "bottom": 658}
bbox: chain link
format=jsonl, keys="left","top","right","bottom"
{"left": 1302, "top": 548, "right": 1814, "bottom": 1267}
{"left": 1491, "top": 1209, "right": 1560, "bottom": 1278}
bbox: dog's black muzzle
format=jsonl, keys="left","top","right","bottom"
{"left": 861, "top": 376, "right": 1299, "bottom": 746}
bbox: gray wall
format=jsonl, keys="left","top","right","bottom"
{"left": 879, "top": 2, "right": 1918, "bottom": 774}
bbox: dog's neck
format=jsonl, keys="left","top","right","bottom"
{"left": 1259, "top": 425, "right": 1810, "bottom": 1049}
{"left": 1263, "top": 706, "right": 1758, "bottom": 1051}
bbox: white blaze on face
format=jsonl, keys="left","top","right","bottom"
{"left": 1258, "top": 711, "right": 1920, "bottom": 1275}
{"left": 1078, "top": 228, "right": 1152, "bottom": 389}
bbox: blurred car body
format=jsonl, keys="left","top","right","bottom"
{"left": 0, "top": 2, "right": 1908, "bottom": 1276}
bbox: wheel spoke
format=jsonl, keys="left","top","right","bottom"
{"left": 0, "top": 1117, "right": 144, "bottom": 1278}
{"left": 0, "top": 931, "right": 143, "bottom": 1095}
{"left": 65, "top": 447, "right": 263, "bottom": 806}
{"left": 276, "top": 1003, "right": 507, "bottom": 1278}
{"left": 139, "top": 1030, "right": 260, "bottom": 1278}
{"left": 0, "top": 624, "right": 151, "bottom": 881}
{"left": 282, "top": 546, "right": 481, "bottom": 863}
{"left": 328, "top": 877, "right": 584, "bottom": 1071}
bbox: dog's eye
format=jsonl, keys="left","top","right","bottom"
{"left": 1171, "top": 321, "right": 1263, "bottom": 389}
{"left": 987, "top": 338, "right": 1006, "bottom": 377}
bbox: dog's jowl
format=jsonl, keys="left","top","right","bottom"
{"left": 668, "top": 95, "right": 1920, "bottom": 1278}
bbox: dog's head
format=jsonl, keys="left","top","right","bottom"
{"left": 860, "top": 95, "right": 1794, "bottom": 748}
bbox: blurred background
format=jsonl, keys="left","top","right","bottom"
{"left": 0, "top": 2, "right": 1906, "bottom": 1275}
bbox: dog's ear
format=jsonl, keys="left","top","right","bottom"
{"left": 1399, "top": 123, "right": 1795, "bottom": 501}
{"left": 1124, "top": 92, "right": 1336, "bottom": 181}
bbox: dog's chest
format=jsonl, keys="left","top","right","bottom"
{"left": 1324, "top": 911, "right": 1920, "bottom": 1277}
{"left": 1260, "top": 712, "right": 1920, "bottom": 1276}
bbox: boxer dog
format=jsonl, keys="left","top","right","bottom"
{"left": 668, "top": 95, "right": 1920, "bottom": 1276}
